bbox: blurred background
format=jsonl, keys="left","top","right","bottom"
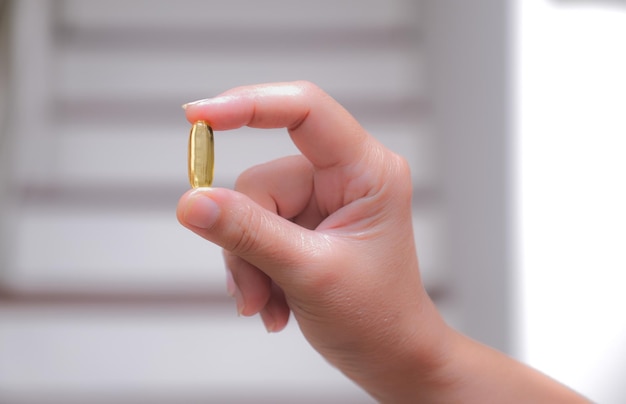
{"left": 0, "top": 0, "right": 624, "bottom": 403}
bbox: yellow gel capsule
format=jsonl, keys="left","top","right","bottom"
{"left": 188, "top": 121, "right": 214, "bottom": 188}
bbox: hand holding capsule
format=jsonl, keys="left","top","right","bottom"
{"left": 177, "top": 81, "right": 588, "bottom": 403}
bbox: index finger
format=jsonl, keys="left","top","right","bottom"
{"left": 183, "top": 81, "right": 370, "bottom": 169}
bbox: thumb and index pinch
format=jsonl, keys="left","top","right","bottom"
{"left": 178, "top": 81, "right": 368, "bottom": 276}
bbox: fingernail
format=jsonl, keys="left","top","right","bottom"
{"left": 261, "top": 310, "right": 277, "bottom": 333}
{"left": 183, "top": 190, "right": 219, "bottom": 229}
{"left": 225, "top": 269, "right": 245, "bottom": 316}
{"left": 181, "top": 98, "right": 211, "bottom": 110}
{"left": 234, "top": 289, "right": 245, "bottom": 317}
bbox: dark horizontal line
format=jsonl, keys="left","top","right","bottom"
{"left": 0, "top": 284, "right": 233, "bottom": 309}
{"left": 14, "top": 182, "right": 188, "bottom": 211}
{"left": 54, "top": 25, "right": 420, "bottom": 53}
{"left": 0, "top": 283, "right": 448, "bottom": 309}
{"left": 13, "top": 182, "right": 441, "bottom": 211}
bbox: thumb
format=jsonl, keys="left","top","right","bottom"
{"left": 177, "top": 188, "right": 330, "bottom": 285}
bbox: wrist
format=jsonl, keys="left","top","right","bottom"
{"left": 342, "top": 294, "right": 455, "bottom": 403}
{"left": 419, "top": 327, "right": 591, "bottom": 403}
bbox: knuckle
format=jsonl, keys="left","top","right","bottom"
{"left": 394, "top": 153, "right": 413, "bottom": 187}
{"left": 383, "top": 152, "right": 414, "bottom": 202}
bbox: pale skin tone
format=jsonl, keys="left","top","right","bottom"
{"left": 177, "top": 81, "right": 588, "bottom": 403}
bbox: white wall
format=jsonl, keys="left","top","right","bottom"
{"left": 514, "top": 1, "right": 626, "bottom": 402}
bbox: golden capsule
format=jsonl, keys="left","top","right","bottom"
{"left": 188, "top": 121, "right": 214, "bottom": 188}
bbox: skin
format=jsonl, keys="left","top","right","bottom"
{"left": 177, "top": 81, "right": 589, "bottom": 403}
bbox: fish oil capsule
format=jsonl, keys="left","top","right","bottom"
{"left": 188, "top": 121, "right": 214, "bottom": 188}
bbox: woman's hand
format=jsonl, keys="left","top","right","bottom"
{"left": 177, "top": 81, "right": 446, "bottom": 399}
{"left": 177, "top": 81, "right": 588, "bottom": 403}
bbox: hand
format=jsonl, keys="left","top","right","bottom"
{"left": 177, "top": 81, "right": 589, "bottom": 403}
{"left": 177, "top": 81, "right": 445, "bottom": 399}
